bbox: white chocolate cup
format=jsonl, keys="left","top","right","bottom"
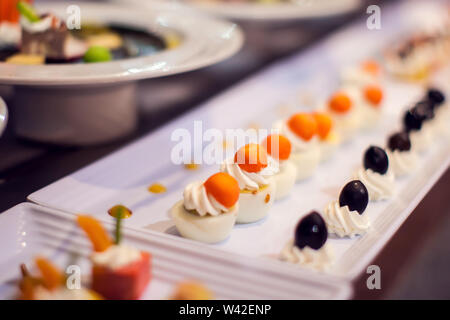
{"left": 237, "top": 181, "right": 276, "bottom": 223}
{"left": 171, "top": 201, "right": 237, "bottom": 243}
{"left": 319, "top": 131, "right": 341, "bottom": 163}
{"left": 331, "top": 111, "right": 361, "bottom": 142}
{"left": 290, "top": 145, "right": 321, "bottom": 181}
{"left": 358, "top": 104, "right": 381, "bottom": 130}
{"left": 273, "top": 161, "right": 297, "bottom": 200}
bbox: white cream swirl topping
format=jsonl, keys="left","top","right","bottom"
{"left": 183, "top": 181, "right": 228, "bottom": 216}
{"left": 273, "top": 120, "right": 318, "bottom": 153}
{"left": 324, "top": 201, "right": 369, "bottom": 238}
{"left": 280, "top": 240, "right": 334, "bottom": 271}
{"left": 354, "top": 168, "right": 395, "bottom": 201}
{"left": 387, "top": 149, "right": 418, "bottom": 177}
{"left": 221, "top": 157, "right": 278, "bottom": 191}
{"left": 409, "top": 127, "right": 433, "bottom": 152}
{"left": 91, "top": 244, "right": 142, "bottom": 270}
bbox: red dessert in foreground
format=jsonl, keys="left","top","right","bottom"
{"left": 77, "top": 215, "right": 152, "bottom": 300}
{"left": 92, "top": 251, "right": 151, "bottom": 300}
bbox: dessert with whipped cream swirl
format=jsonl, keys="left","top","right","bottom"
{"left": 340, "top": 60, "right": 381, "bottom": 87}
{"left": 403, "top": 105, "right": 433, "bottom": 153}
{"left": 221, "top": 144, "right": 277, "bottom": 223}
{"left": 262, "top": 134, "right": 297, "bottom": 200}
{"left": 280, "top": 211, "right": 333, "bottom": 271}
{"left": 422, "top": 88, "right": 449, "bottom": 139}
{"left": 77, "top": 214, "right": 151, "bottom": 300}
{"left": 386, "top": 132, "right": 419, "bottom": 177}
{"left": 326, "top": 89, "right": 362, "bottom": 141}
{"left": 324, "top": 180, "right": 370, "bottom": 237}
{"left": 273, "top": 112, "right": 321, "bottom": 181}
{"left": 171, "top": 172, "right": 240, "bottom": 242}
{"left": 430, "top": 89, "right": 450, "bottom": 139}
{"left": 313, "top": 112, "right": 341, "bottom": 162}
{"left": 354, "top": 146, "right": 395, "bottom": 201}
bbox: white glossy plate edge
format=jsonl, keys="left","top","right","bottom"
{"left": 0, "top": 202, "right": 352, "bottom": 299}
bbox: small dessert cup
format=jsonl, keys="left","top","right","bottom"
{"left": 273, "top": 113, "right": 321, "bottom": 181}
{"left": 262, "top": 134, "right": 297, "bottom": 200}
{"left": 324, "top": 180, "right": 370, "bottom": 238}
{"left": 77, "top": 215, "right": 152, "bottom": 300}
{"left": 171, "top": 172, "right": 240, "bottom": 243}
{"left": 313, "top": 112, "right": 341, "bottom": 162}
{"left": 222, "top": 144, "right": 277, "bottom": 223}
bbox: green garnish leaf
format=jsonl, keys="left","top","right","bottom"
{"left": 17, "top": 1, "right": 40, "bottom": 23}
{"left": 83, "top": 46, "right": 112, "bottom": 63}
{"left": 114, "top": 206, "right": 124, "bottom": 245}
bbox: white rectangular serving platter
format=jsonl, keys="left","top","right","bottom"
{"left": 27, "top": 0, "right": 450, "bottom": 283}
{"left": 0, "top": 203, "right": 350, "bottom": 299}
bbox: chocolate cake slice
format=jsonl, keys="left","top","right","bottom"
{"left": 21, "top": 13, "right": 87, "bottom": 60}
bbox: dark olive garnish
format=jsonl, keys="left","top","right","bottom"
{"left": 339, "top": 180, "right": 369, "bottom": 215}
{"left": 388, "top": 132, "right": 412, "bottom": 152}
{"left": 414, "top": 101, "right": 434, "bottom": 120}
{"left": 294, "top": 211, "right": 328, "bottom": 250}
{"left": 364, "top": 146, "right": 389, "bottom": 175}
{"left": 427, "top": 88, "right": 445, "bottom": 107}
{"left": 403, "top": 108, "right": 425, "bottom": 132}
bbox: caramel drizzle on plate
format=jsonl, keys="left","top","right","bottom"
{"left": 108, "top": 205, "right": 132, "bottom": 219}
{"left": 148, "top": 183, "right": 167, "bottom": 194}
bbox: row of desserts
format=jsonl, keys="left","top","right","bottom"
{"left": 17, "top": 213, "right": 212, "bottom": 300}
{"left": 272, "top": 60, "right": 385, "bottom": 182}
{"left": 279, "top": 87, "right": 448, "bottom": 271}
{"left": 169, "top": 61, "right": 388, "bottom": 244}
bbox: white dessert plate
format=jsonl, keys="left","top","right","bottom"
{"left": 0, "top": 203, "right": 350, "bottom": 299}
{"left": 125, "top": 0, "right": 362, "bottom": 22}
{"left": 0, "top": 2, "right": 243, "bottom": 85}
{"left": 28, "top": 1, "right": 450, "bottom": 281}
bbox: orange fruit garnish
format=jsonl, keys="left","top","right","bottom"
{"left": 234, "top": 143, "right": 268, "bottom": 173}
{"left": 262, "top": 134, "right": 292, "bottom": 161}
{"left": 328, "top": 92, "right": 352, "bottom": 113}
{"left": 204, "top": 172, "right": 240, "bottom": 208}
{"left": 35, "top": 257, "right": 64, "bottom": 290}
{"left": 19, "top": 276, "right": 36, "bottom": 300}
{"left": 313, "top": 112, "right": 333, "bottom": 140}
{"left": 287, "top": 113, "right": 317, "bottom": 141}
{"left": 361, "top": 59, "right": 380, "bottom": 76}
{"left": 171, "top": 281, "right": 214, "bottom": 300}
{"left": 77, "top": 215, "right": 113, "bottom": 252}
{"left": 364, "top": 85, "right": 383, "bottom": 106}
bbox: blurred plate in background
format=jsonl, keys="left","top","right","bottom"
{"left": 133, "top": 0, "right": 362, "bottom": 23}
{"left": 0, "top": 1, "right": 244, "bottom": 85}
